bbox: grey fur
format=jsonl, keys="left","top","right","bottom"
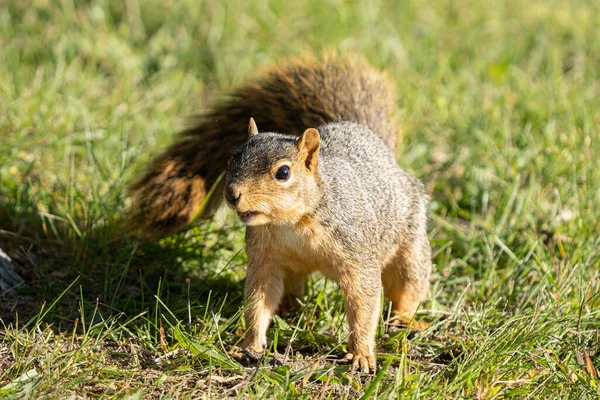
{"left": 226, "top": 120, "right": 431, "bottom": 295}
{"left": 226, "top": 120, "right": 432, "bottom": 370}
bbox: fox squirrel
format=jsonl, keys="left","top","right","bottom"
{"left": 129, "top": 53, "right": 432, "bottom": 372}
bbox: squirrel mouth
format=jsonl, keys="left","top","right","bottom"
{"left": 237, "top": 211, "right": 259, "bottom": 223}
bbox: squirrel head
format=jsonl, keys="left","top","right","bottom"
{"left": 224, "top": 118, "right": 322, "bottom": 226}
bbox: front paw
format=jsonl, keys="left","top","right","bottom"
{"left": 343, "top": 351, "right": 376, "bottom": 373}
{"left": 241, "top": 335, "right": 267, "bottom": 354}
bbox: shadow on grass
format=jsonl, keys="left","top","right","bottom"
{"left": 0, "top": 200, "right": 245, "bottom": 330}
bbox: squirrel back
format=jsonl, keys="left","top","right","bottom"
{"left": 314, "top": 122, "right": 426, "bottom": 257}
{"left": 129, "top": 53, "right": 401, "bottom": 238}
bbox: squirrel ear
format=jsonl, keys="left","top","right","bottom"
{"left": 297, "top": 128, "right": 320, "bottom": 171}
{"left": 248, "top": 118, "right": 259, "bottom": 137}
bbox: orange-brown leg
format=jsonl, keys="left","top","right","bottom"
{"left": 338, "top": 268, "right": 381, "bottom": 373}
{"left": 241, "top": 231, "right": 284, "bottom": 352}
{"left": 279, "top": 270, "right": 307, "bottom": 314}
{"left": 241, "top": 265, "right": 284, "bottom": 352}
{"left": 382, "top": 239, "right": 431, "bottom": 330}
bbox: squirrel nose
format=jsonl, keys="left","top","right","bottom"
{"left": 225, "top": 185, "right": 242, "bottom": 206}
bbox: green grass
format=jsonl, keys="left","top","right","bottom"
{"left": 1, "top": 0, "right": 599, "bottom": 398}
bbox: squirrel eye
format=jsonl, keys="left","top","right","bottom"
{"left": 274, "top": 165, "right": 291, "bottom": 181}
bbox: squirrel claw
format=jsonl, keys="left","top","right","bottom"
{"left": 229, "top": 345, "right": 244, "bottom": 360}
{"left": 343, "top": 352, "right": 375, "bottom": 373}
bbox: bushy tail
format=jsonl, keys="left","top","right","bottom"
{"left": 128, "top": 53, "right": 401, "bottom": 238}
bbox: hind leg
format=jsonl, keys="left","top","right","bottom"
{"left": 279, "top": 270, "right": 307, "bottom": 314}
{"left": 382, "top": 236, "right": 431, "bottom": 330}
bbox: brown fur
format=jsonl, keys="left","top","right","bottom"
{"left": 228, "top": 121, "right": 431, "bottom": 373}
{"left": 242, "top": 212, "right": 429, "bottom": 372}
{"left": 128, "top": 53, "right": 401, "bottom": 238}
{"left": 129, "top": 53, "right": 430, "bottom": 373}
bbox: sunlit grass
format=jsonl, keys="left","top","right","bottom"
{"left": 1, "top": 0, "right": 599, "bottom": 398}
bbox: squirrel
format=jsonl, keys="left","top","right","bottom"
{"left": 129, "top": 53, "right": 432, "bottom": 372}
